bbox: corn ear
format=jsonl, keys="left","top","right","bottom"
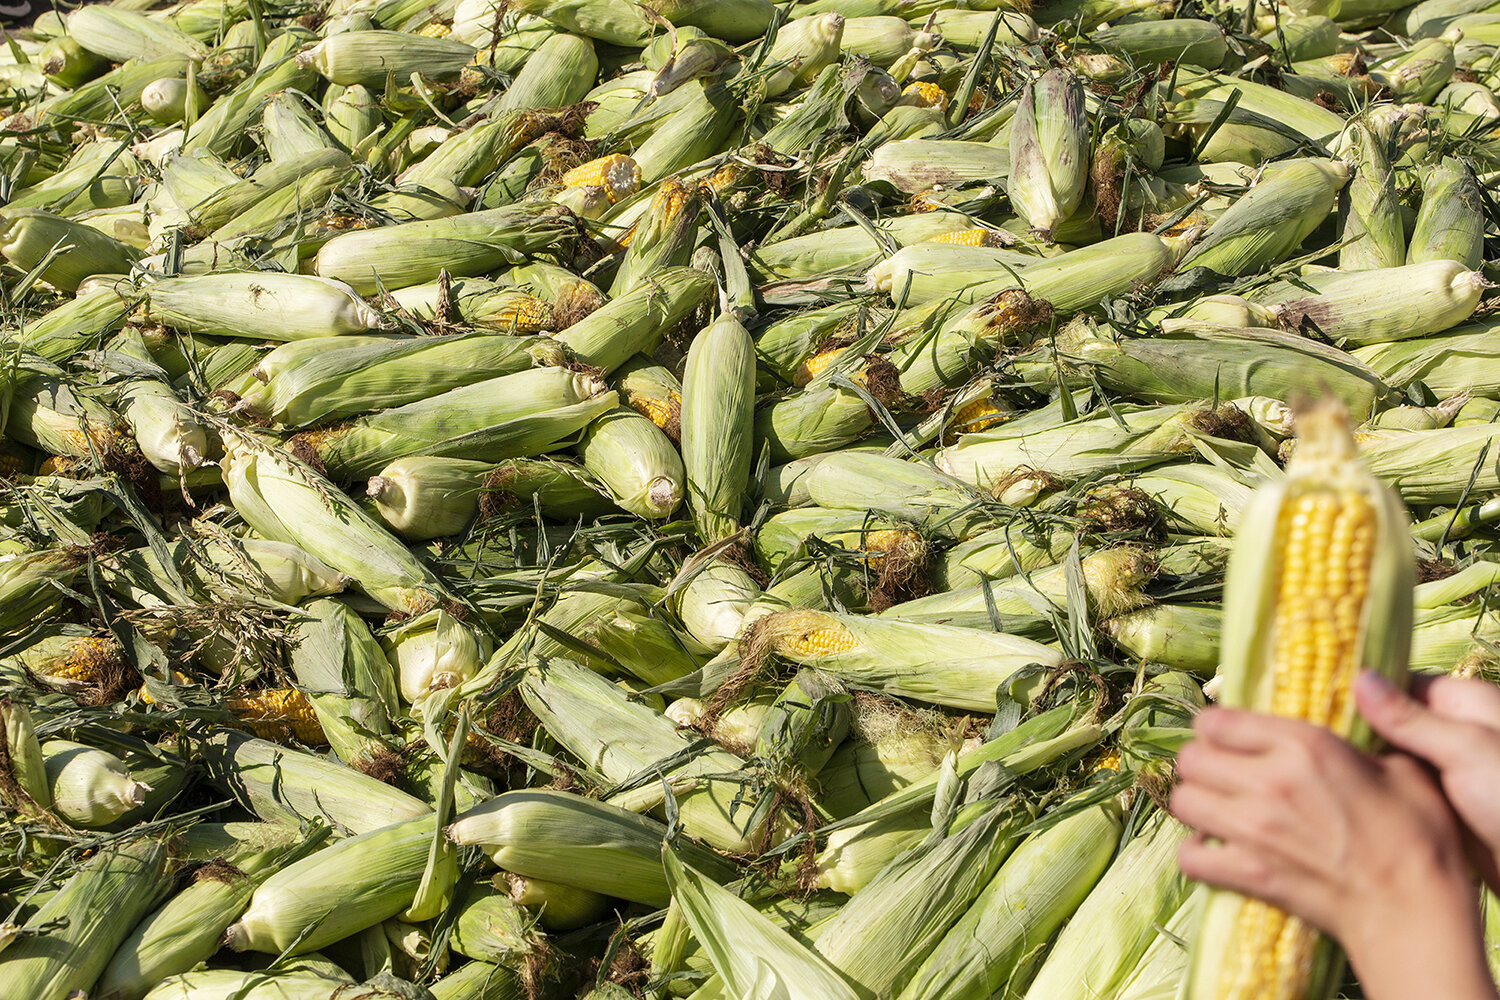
{"left": 682, "top": 314, "right": 757, "bottom": 542}
{"left": 1009, "top": 69, "right": 1091, "bottom": 238}
{"left": 576, "top": 408, "right": 685, "bottom": 519}
{"left": 0, "top": 698, "right": 52, "bottom": 811}
{"left": 1185, "top": 401, "right": 1415, "bottom": 1000}
{"left": 555, "top": 266, "right": 714, "bottom": 373}
{"left": 1408, "top": 157, "right": 1486, "bottom": 268}
{"left": 1181, "top": 158, "right": 1349, "bottom": 276}
{"left": 301, "top": 30, "right": 478, "bottom": 85}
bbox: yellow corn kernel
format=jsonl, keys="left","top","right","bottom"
{"left": 561, "top": 154, "right": 641, "bottom": 204}
{"left": 927, "top": 228, "right": 1008, "bottom": 248}
{"left": 1092, "top": 748, "right": 1123, "bottom": 773}
{"left": 787, "top": 624, "right": 861, "bottom": 656}
{"left": 489, "top": 293, "right": 553, "bottom": 333}
{"left": 629, "top": 389, "right": 681, "bottom": 431}
{"left": 862, "top": 529, "right": 920, "bottom": 555}
{"left": 651, "top": 177, "right": 693, "bottom": 222}
{"left": 228, "top": 688, "right": 327, "bottom": 746}
{"left": 795, "top": 348, "right": 864, "bottom": 387}
{"left": 0, "top": 449, "right": 27, "bottom": 476}
{"left": 900, "top": 81, "right": 949, "bottom": 110}
{"left": 42, "top": 637, "right": 123, "bottom": 685}
{"left": 418, "top": 21, "right": 452, "bottom": 37}
{"left": 706, "top": 163, "right": 746, "bottom": 194}
{"left": 952, "top": 398, "right": 1008, "bottom": 432}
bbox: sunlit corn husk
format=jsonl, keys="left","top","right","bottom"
{"left": 240, "top": 333, "right": 563, "bottom": 427}
{"left": 749, "top": 212, "right": 970, "bottom": 281}
{"left": 1116, "top": 889, "right": 1205, "bottom": 1000}
{"left": 1337, "top": 422, "right": 1500, "bottom": 504}
{"left": 39, "top": 35, "right": 106, "bottom": 88}
{"left": 67, "top": 6, "right": 207, "bottom": 62}
{"left": 0, "top": 547, "right": 87, "bottom": 633}
{"left": 507, "top": 873, "right": 610, "bottom": 931}
{"left": 1370, "top": 28, "right": 1458, "bottom": 102}
{"left": 1337, "top": 118, "right": 1406, "bottom": 271}
{"left": 616, "top": 356, "right": 683, "bottom": 437}
{"left": 448, "top": 884, "right": 538, "bottom": 963}
{"left": 314, "top": 202, "right": 575, "bottom": 294}
{"left": 141, "top": 965, "right": 355, "bottom": 1000}
{"left": 42, "top": 739, "right": 152, "bottom": 828}
{"left": 1116, "top": 462, "right": 1257, "bottom": 535}
{"left": 1090, "top": 18, "right": 1228, "bottom": 67}
{"left": 1252, "top": 259, "right": 1483, "bottom": 345}
{"left": 300, "top": 30, "right": 477, "bottom": 86}
{"left": 325, "top": 82, "right": 382, "bottom": 155}
{"left": 1155, "top": 294, "right": 1278, "bottom": 330}
{"left": 1186, "top": 401, "right": 1415, "bottom": 1000}
{"left": 226, "top": 813, "right": 443, "bottom": 955}
{"left": 744, "top": 609, "right": 1063, "bottom": 712}
{"left": 368, "top": 456, "right": 494, "bottom": 540}
{"left": 864, "top": 243, "right": 1038, "bottom": 301}
{"left": 509, "top": 0, "right": 649, "bottom": 45}
{"left": 761, "top": 12, "right": 845, "bottom": 96}
{"left": 1008, "top": 68, "right": 1091, "bottom": 237}
{"left": 1179, "top": 158, "right": 1349, "bottom": 276}
{"left": 898, "top": 796, "right": 1125, "bottom": 1000}
{"left": 1351, "top": 316, "right": 1500, "bottom": 397}
{"left": 0, "top": 207, "right": 143, "bottom": 291}
{"left": 575, "top": 408, "right": 685, "bottom": 519}
{"left": 880, "top": 545, "right": 1156, "bottom": 637}
{"left": 6, "top": 839, "right": 173, "bottom": 1000}
{"left": 286, "top": 596, "right": 398, "bottom": 764}
{"left": 672, "top": 561, "right": 762, "bottom": 651}
{"left": 6, "top": 141, "right": 142, "bottom": 215}
{"left": 391, "top": 279, "right": 553, "bottom": 332}
{"left": 754, "top": 506, "right": 925, "bottom": 576}
{"left": 1172, "top": 74, "right": 1345, "bottom": 164}
{"left": 144, "top": 272, "right": 385, "bottom": 342}
{"left": 936, "top": 403, "right": 1239, "bottom": 494}
{"left": 447, "top": 789, "right": 737, "bottom": 906}
{"left": 0, "top": 698, "right": 51, "bottom": 811}
{"left": 6, "top": 282, "right": 136, "bottom": 362}
{"left": 495, "top": 31, "right": 597, "bottom": 112}
{"left": 682, "top": 314, "right": 756, "bottom": 542}
{"left": 841, "top": 16, "right": 938, "bottom": 66}
{"left": 859, "top": 139, "right": 1009, "bottom": 196}
{"left": 520, "top": 659, "right": 785, "bottom": 851}
{"left": 312, "top": 366, "right": 616, "bottom": 480}
{"left": 383, "top": 608, "right": 487, "bottom": 705}
{"left": 751, "top": 669, "right": 851, "bottom": 779}
{"left": 12, "top": 630, "right": 126, "bottom": 694}
{"left": 106, "top": 327, "right": 208, "bottom": 474}
{"left": 201, "top": 729, "right": 429, "bottom": 836}
{"left": 804, "top": 450, "right": 1000, "bottom": 540}
{"left": 609, "top": 178, "right": 702, "bottom": 296}
{"left": 1408, "top": 156, "right": 1486, "bottom": 269}
{"left": 227, "top": 688, "right": 326, "bottom": 745}
{"left": 664, "top": 848, "right": 863, "bottom": 1000}
{"left": 95, "top": 840, "right": 322, "bottom": 1000}
{"left": 1022, "top": 811, "right": 1192, "bottom": 1000}
{"left": 554, "top": 267, "right": 713, "bottom": 373}
{"left": 219, "top": 431, "right": 450, "bottom": 615}
{"left": 1437, "top": 80, "right": 1500, "bottom": 119}
{"left": 262, "top": 89, "right": 337, "bottom": 162}
{"left": 935, "top": 523, "right": 1075, "bottom": 590}
{"left": 812, "top": 804, "right": 1033, "bottom": 994}
{"left": 1104, "top": 602, "right": 1227, "bottom": 674}
{"left": 813, "top": 700, "right": 951, "bottom": 820}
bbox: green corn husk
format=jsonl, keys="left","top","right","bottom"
{"left": 1262, "top": 15, "right": 1340, "bottom": 60}
{"left": 1089, "top": 18, "right": 1228, "bottom": 67}
{"left": 7, "top": 142, "right": 142, "bottom": 215}
{"left": 1346, "top": 423, "right": 1500, "bottom": 505}
{"left": 762, "top": 12, "right": 845, "bottom": 96}
{"left": 633, "top": 82, "right": 742, "bottom": 183}
{"left": 1008, "top": 68, "right": 1091, "bottom": 237}
{"left": 6, "top": 839, "right": 174, "bottom": 1000}
{"left": 0, "top": 208, "right": 142, "bottom": 291}
{"left": 1179, "top": 157, "right": 1350, "bottom": 276}
{"left": 429, "top": 960, "right": 529, "bottom": 1000}
{"left": 185, "top": 31, "right": 321, "bottom": 157}
{"left": 745, "top": 608, "right": 1064, "bottom": 712}
{"left": 6, "top": 283, "right": 137, "bottom": 362}
{"left": 42, "top": 739, "right": 152, "bottom": 828}
{"left": 681, "top": 314, "right": 756, "bottom": 543}
{"left": 311, "top": 366, "right": 617, "bottom": 480}
{"left": 106, "top": 327, "right": 210, "bottom": 474}
{"left": 750, "top": 212, "right": 970, "bottom": 281}
{"left": 664, "top": 849, "right": 863, "bottom": 1000}
{"left": 508, "top": 873, "right": 611, "bottom": 930}
{"left": 219, "top": 431, "right": 451, "bottom": 614}
{"left": 225, "top": 814, "right": 444, "bottom": 955}
{"left": 861, "top": 137, "right": 1011, "bottom": 192}
{"left": 879, "top": 545, "right": 1155, "bottom": 637}
{"left": 447, "top": 789, "right": 738, "bottom": 906}
{"left": 672, "top": 561, "right": 761, "bottom": 650}
{"left": 754, "top": 506, "right": 923, "bottom": 573}
{"left": 201, "top": 729, "right": 430, "bottom": 834}
{"left": 520, "top": 659, "right": 782, "bottom": 851}
{"left": 497, "top": 32, "right": 598, "bottom": 111}
{"left": 144, "top": 272, "right": 386, "bottom": 342}
{"left": 141, "top": 76, "right": 209, "bottom": 125}
{"left": 1115, "top": 888, "right": 1203, "bottom": 1000}
{"left": 301, "top": 31, "right": 478, "bottom": 86}
{"left": 1021, "top": 810, "right": 1191, "bottom": 1000}
{"left": 386, "top": 276, "right": 554, "bottom": 331}
{"left": 1039, "top": 319, "right": 1398, "bottom": 416}
{"left": 0, "top": 698, "right": 51, "bottom": 812}
{"left": 384, "top": 607, "right": 487, "bottom": 704}
{"left": 555, "top": 267, "right": 713, "bottom": 372}
{"left": 185, "top": 148, "right": 349, "bottom": 230}
{"left": 575, "top": 408, "right": 686, "bottom": 519}
{"left": 478, "top": 456, "right": 617, "bottom": 520}
{"left": 897, "top": 796, "right": 1124, "bottom": 1000}
{"left": 67, "top": 5, "right": 207, "bottom": 62}
{"left": 141, "top": 964, "right": 359, "bottom": 1000}
{"left": 802, "top": 451, "right": 999, "bottom": 540}
{"left": 1408, "top": 157, "right": 1486, "bottom": 268}
{"left": 39, "top": 35, "right": 107, "bottom": 88}
{"left": 508, "top": 0, "right": 654, "bottom": 44}
{"left": 325, "top": 83, "right": 383, "bottom": 155}
{"left": 0, "top": 548, "right": 88, "bottom": 632}
{"left": 368, "top": 457, "right": 495, "bottom": 540}
{"left": 1338, "top": 117, "right": 1406, "bottom": 271}
{"left": 240, "top": 332, "right": 564, "bottom": 427}
{"left": 184, "top": 535, "right": 349, "bottom": 605}
{"left": 5, "top": 362, "right": 128, "bottom": 460}
{"left": 261, "top": 90, "right": 337, "bottom": 162}
{"left": 753, "top": 669, "right": 852, "bottom": 779}
{"left": 1102, "top": 603, "right": 1223, "bottom": 674}
{"left": 935, "top": 523, "right": 1075, "bottom": 589}
{"left": 1116, "top": 462, "right": 1257, "bottom": 535}
{"left": 288, "top": 597, "right": 401, "bottom": 765}
{"left": 315, "top": 202, "right": 576, "bottom": 294}
{"left": 448, "top": 884, "right": 539, "bottom": 963}
{"left": 1251, "top": 260, "right": 1483, "bottom": 345}
{"left": 94, "top": 835, "right": 328, "bottom": 1000}
{"left": 813, "top": 803, "right": 1035, "bottom": 995}
{"left": 935, "top": 403, "right": 1251, "bottom": 493}
{"left": 1370, "top": 28, "right": 1458, "bottom": 101}
{"left": 610, "top": 178, "right": 703, "bottom": 296}
{"left": 863, "top": 244, "right": 1039, "bottom": 301}
{"left": 1351, "top": 318, "right": 1500, "bottom": 396}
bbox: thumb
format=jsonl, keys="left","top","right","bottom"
{"left": 1355, "top": 671, "right": 1472, "bottom": 767}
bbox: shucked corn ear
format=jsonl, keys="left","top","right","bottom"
{"left": 1185, "top": 400, "right": 1415, "bottom": 1000}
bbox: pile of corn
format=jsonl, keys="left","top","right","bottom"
{"left": 0, "top": 0, "right": 1498, "bottom": 995}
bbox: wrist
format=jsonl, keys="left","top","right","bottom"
{"left": 1342, "top": 863, "right": 1492, "bottom": 1000}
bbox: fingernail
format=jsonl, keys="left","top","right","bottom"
{"left": 1356, "top": 671, "right": 1395, "bottom": 701}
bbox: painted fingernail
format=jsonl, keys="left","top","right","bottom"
{"left": 1355, "top": 671, "right": 1395, "bottom": 700}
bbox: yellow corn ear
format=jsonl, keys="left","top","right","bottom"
{"left": 228, "top": 688, "right": 327, "bottom": 746}
{"left": 1185, "top": 400, "right": 1415, "bottom": 1000}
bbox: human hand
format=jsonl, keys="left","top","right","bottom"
{"left": 1356, "top": 671, "right": 1500, "bottom": 891}
{"left": 1170, "top": 707, "right": 1491, "bottom": 1000}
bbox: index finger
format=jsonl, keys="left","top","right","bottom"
{"left": 1192, "top": 707, "right": 1302, "bottom": 754}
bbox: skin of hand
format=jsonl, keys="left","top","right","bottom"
{"left": 1356, "top": 670, "right": 1500, "bottom": 890}
{"left": 1170, "top": 706, "right": 1496, "bottom": 1000}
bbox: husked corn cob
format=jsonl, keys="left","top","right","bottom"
{"left": 610, "top": 178, "right": 702, "bottom": 296}
{"left": 561, "top": 153, "right": 640, "bottom": 203}
{"left": 1185, "top": 401, "right": 1415, "bottom": 1000}
{"left": 227, "top": 687, "right": 326, "bottom": 745}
